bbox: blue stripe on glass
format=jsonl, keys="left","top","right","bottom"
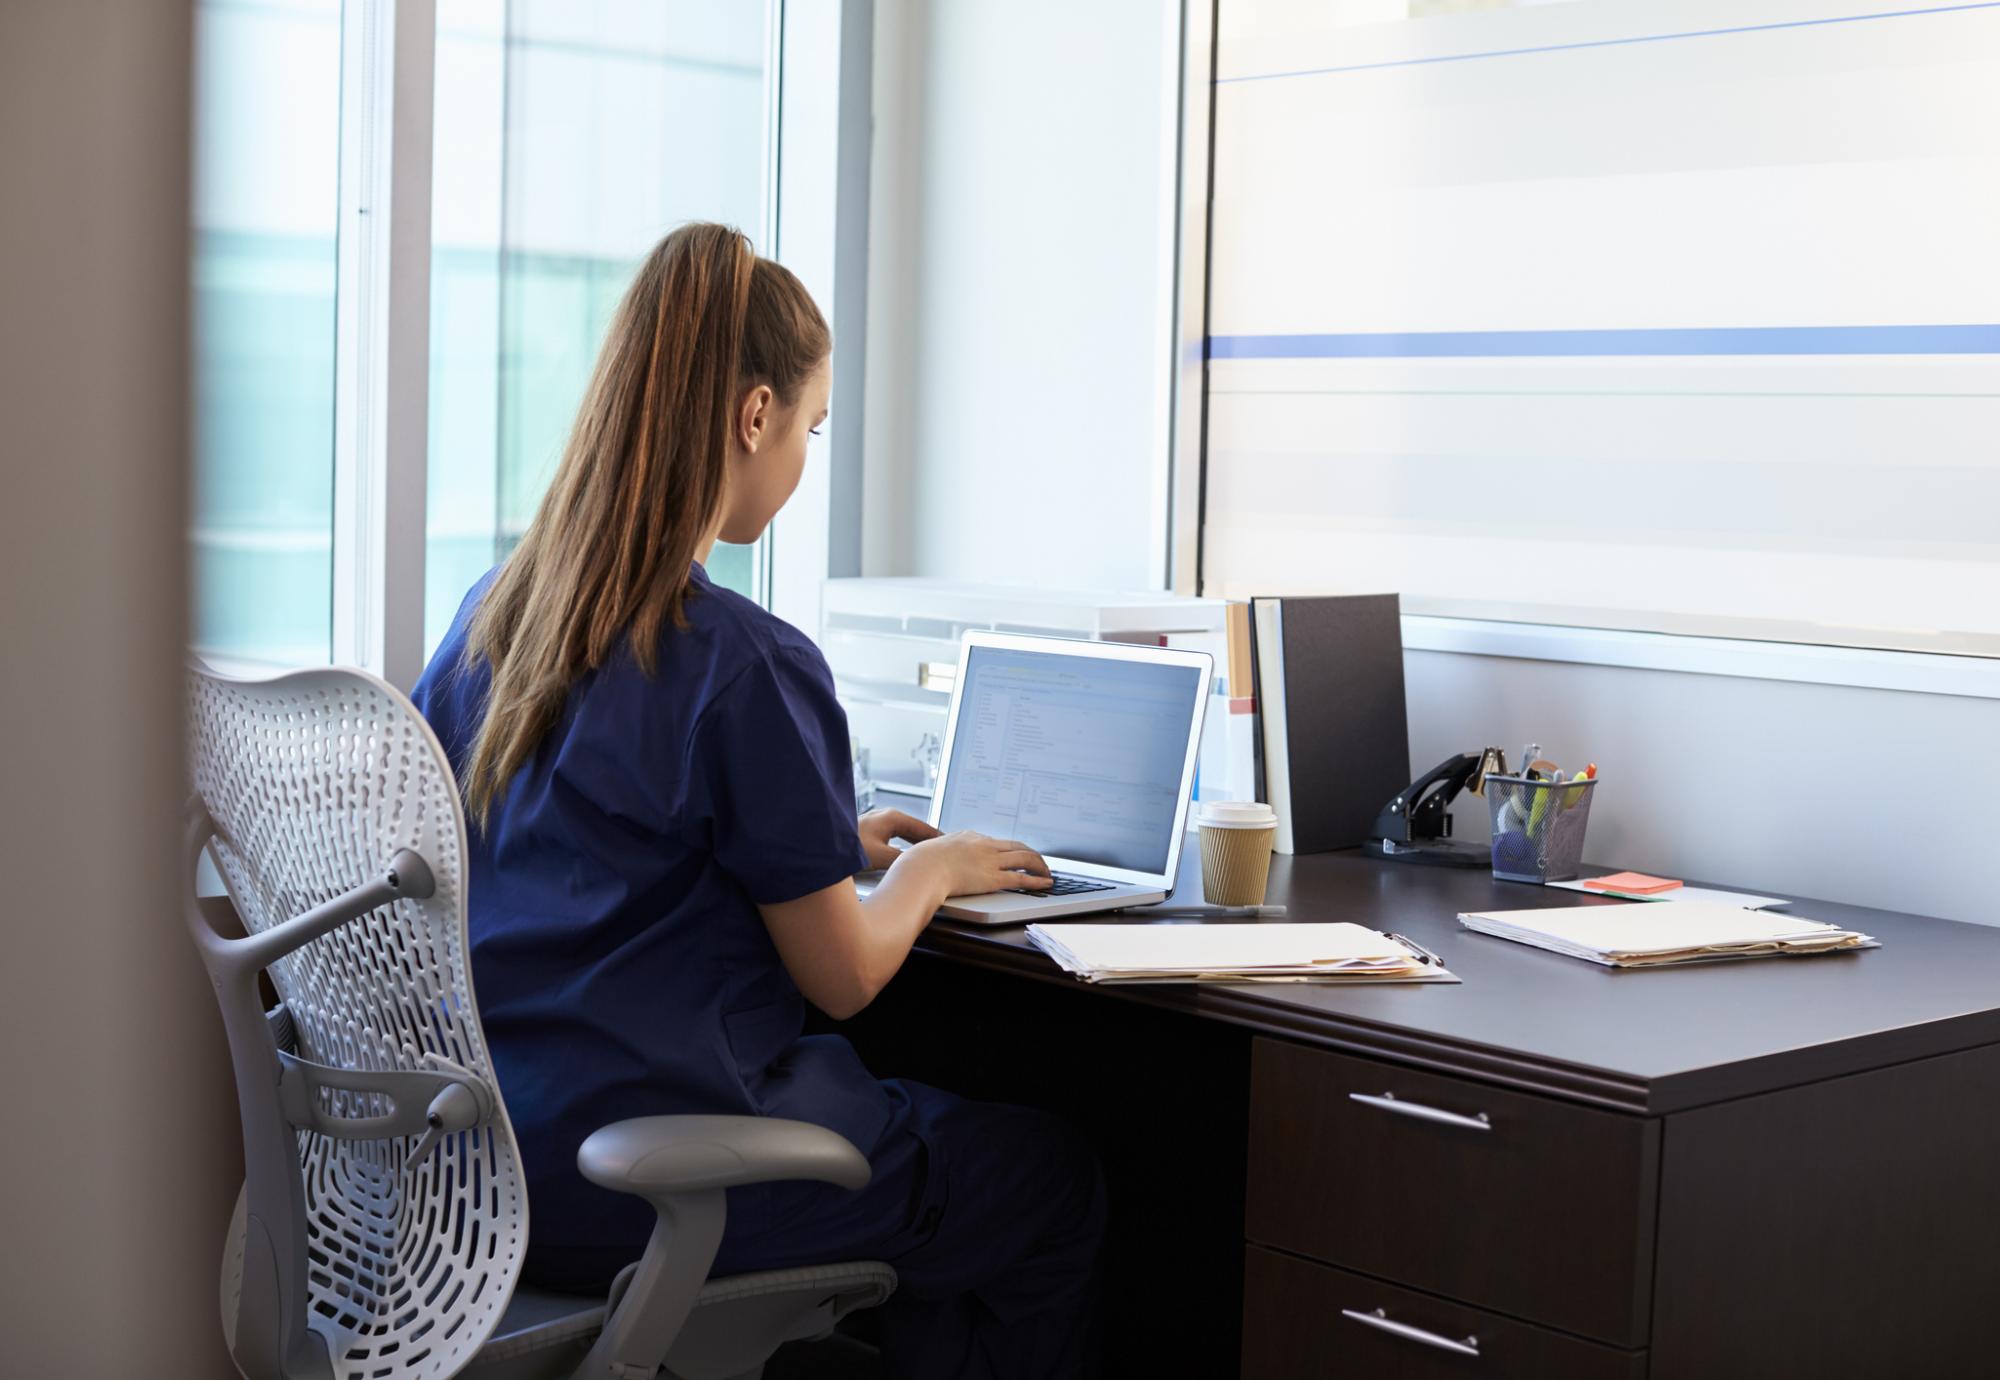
{"left": 1217, "top": 3, "right": 2000, "bottom": 85}
{"left": 1206, "top": 326, "right": 2000, "bottom": 359}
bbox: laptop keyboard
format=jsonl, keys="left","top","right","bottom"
{"left": 1034, "top": 874, "right": 1118, "bottom": 896}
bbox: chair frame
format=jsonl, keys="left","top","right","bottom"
{"left": 185, "top": 807, "right": 456, "bottom": 1378}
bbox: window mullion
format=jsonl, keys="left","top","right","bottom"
{"left": 332, "top": 0, "right": 435, "bottom": 690}
{"left": 767, "top": 0, "right": 842, "bottom": 635}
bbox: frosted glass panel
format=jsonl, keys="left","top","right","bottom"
{"left": 190, "top": 0, "right": 343, "bottom": 666}
{"left": 1205, "top": 0, "right": 2000, "bottom": 654}
{"left": 426, "top": 0, "right": 769, "bottom": 652}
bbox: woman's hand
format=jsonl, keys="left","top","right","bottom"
{"left": 900, "top": 830, "right": 1054, "bottom": 897}
{"left": 759, "top": 827, "right": 1054, "bottom": 1021}
{"left": 857, "top": 808, "right": 942, "bottom": 871}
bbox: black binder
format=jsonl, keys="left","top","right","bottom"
{"left": 1252, "top": 594, "right": 1410, "bottom": 854}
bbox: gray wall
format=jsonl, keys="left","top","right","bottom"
{"left": 1407, "top": 652, "right": 1995, "bottom": 926}
{"left": 0, "top": 3, "right": 240, "bottom": 1373}
{"left": 857, "top": 0, "right": 1992, "bottom": 928}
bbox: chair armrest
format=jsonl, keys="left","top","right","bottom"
{"left": 567, "top": 1117, "right": 870, "bottom": 1380}
{"left": 578, "top": 1115, "right": 871, "bottom": 1198}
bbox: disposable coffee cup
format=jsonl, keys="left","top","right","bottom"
{"left": 1195, "top": 801, "right": 1279, "bottom": 907}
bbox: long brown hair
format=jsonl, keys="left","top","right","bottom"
{"left": 460, "top": 223, "right": 829, "bottom": 826}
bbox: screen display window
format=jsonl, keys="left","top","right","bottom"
{"left": 936, "top": 646, "right": 1203, "bottom": 875}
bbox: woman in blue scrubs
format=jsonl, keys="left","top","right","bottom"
{"left": 413, "top": 223, "right": 1104, "bottom": 1379}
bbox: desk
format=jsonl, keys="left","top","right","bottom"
{"left": 844, "top": 835, "right": 2000, "bottom": 1378}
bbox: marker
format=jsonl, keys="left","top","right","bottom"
{"left": 1564, "top": 762, "right": 1598, "bottom": 810}
{"left": 1527, "top": 778, "right": 1556, "bottom": 834}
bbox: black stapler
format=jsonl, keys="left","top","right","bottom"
{"left": 1370, "top": 749, "right": 1502, "bottom": 867}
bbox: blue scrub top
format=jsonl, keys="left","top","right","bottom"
{"left": 413, "top": 563, "right": 883, "bottom": 1257}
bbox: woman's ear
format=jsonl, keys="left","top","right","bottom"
{"left": 736, "top": 383, "right": 775, "bottom": 454}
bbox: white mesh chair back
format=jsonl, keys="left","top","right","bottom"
{"left": 187, "top": 664, "right": 526, "bottom": 1380}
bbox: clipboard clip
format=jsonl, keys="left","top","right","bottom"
{"left": 1387, "top": 932, "right": 1444, "bottom": 967}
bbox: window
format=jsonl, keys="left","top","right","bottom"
{"left": 190, "top": 0, "right": 343, "bottom": 666}
{"left": 1201, "top": 0, "right": 2000, "bottom": 658}
{"left": 426, "top": 0, "right": 774, "bottom": 654}
{"left": 191, "top": 0, "right": 805, "bottom": 686}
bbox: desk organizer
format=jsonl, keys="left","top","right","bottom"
{"left": 1486, "top": 774, "right": 1597, "bottom": 883}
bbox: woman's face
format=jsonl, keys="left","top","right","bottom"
{"left": 719, "top": 356, "right": 831, "bottom": 545}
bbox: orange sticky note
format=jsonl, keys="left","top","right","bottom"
{"left": 1584, "top": 872, "right": 1683, "bottom": 895}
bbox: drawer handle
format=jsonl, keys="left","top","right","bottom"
{"left": 1341, "top": 1307, "right": 1481, "bottom": 1358}
{"left": 1349, "top": 1090, "right": 1492, "bottom": 1132}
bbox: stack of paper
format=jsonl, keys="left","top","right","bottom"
{"left": 1025, "top": 921, "right": 1457, "bottom": 985}
{"left": 1458, "top": 902, "right": 1876, "bottom": 968}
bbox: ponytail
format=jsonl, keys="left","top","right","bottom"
{"left": 461, "top": 224, "right": 829, "bottom": 827}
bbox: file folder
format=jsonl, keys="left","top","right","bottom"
{"left": 1458, "top": 902, "right": 1876, "bottom": 968}
{"left": 1026, "top": 921, "right": 1460, "bottom": 984}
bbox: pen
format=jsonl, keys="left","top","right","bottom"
{"left": 1387, "top": 932, "right": 1443, "bottom": 966}
{"left": 1135, "top": 904, "right": 1289, "bottom": 918}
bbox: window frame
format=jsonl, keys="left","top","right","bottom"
{"left": 332, "top": 0, "right": 435, "bottom": 691}
{"left": 765, "top": 0, "right": 841, "bottom": 639}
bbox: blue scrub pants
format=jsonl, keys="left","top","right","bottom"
{"left": 712, "top": 1081, "right": 1107, "bottom": 1380}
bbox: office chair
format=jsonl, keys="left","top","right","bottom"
{"left": 184, "top": 663, "right": 895, "bottom": 1380}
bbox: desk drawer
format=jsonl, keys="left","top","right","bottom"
{"left": 1246, "top": 1038, "right": 1658, "bottom": 1345}
{"left": 1243, "top": 1247, "right": 1647, "bottom": 1380}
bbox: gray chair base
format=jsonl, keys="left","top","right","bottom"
{"left": 467, "top": 1261, "right": 897, "bottom": 1380}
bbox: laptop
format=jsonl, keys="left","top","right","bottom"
{"left": 860, "top": 630, "right": 1212, "bottom": 924}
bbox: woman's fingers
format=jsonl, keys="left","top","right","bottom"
{"left": 994, "top": 846, "right": 1051, "bottom": 876}
{"left": 921, "top": 831, "right": 1054, "bottom": 891}
{"left": 890, "top": 811, "right": 941, "bottom": 841}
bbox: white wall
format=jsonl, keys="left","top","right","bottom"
{"left": 1, "top": 3, "right": 241, "bottom": 1372}
{"left": 862, "top": 0, "right": 1181, "bottom": 590}
{"left": 1407, "top": 652, "right": 1995, "bottom": 926}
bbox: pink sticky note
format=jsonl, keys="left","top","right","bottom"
{"left": 1584, "top": 872, "right": 1683, "bottom": 895}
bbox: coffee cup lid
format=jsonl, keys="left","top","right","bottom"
{"left": 1196, "top": 800, "right": 1278, "bottom": 829}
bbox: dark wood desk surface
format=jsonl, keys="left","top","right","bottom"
{"left": 913, "top": 836, "right": 2000, "bottom": 1114}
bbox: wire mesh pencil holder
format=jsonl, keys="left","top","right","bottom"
{"left": 1487, "top": 774, "right": 1597, "bottom": 883}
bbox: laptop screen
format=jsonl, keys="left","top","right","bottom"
{"left": 935, "top": 643, "right": 1204, "bottom": 876}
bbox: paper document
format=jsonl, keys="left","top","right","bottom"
{"left": 1458, "top": 902, "right": 1875, "bottom": 968}
{"left": 1547, "top": 879, "right": 1792, "bottom": 910}
{"left": 1025, "top": 921, "right": 1459, "bottom": 984}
